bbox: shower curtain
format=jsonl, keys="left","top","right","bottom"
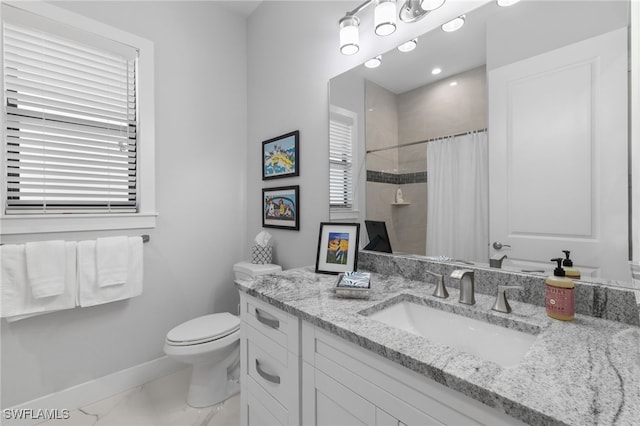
{"left": 426, "top": 131, "right": 489, "bottom": 263}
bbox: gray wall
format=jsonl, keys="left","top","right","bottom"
{"left": 1, "top": 1, "right": 248, "bottom": 408}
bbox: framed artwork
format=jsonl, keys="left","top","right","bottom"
{"left": 262, "top": 130, "right": 299, "bottom": 180}
{"left": 262, "top": 185, "right": 299, "bottom": 230}
{"left": 315, "top": 222, "right": 360, "bottom": 274}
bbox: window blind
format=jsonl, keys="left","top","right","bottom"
{"left": 3, "top": 19, "right": 139, "bottom": 214}
{"left": 329, "top": 117, "right": 354, "bottom": 209}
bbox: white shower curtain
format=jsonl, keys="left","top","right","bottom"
{"left": 426, "top": 131, "right": 489, "bottom": 263}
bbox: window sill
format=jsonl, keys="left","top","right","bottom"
{"left": 0, "top": 212, "right": 158, "bottom": 235}
{"left": 329, "top": 209, "right": 361, "bottom": 221}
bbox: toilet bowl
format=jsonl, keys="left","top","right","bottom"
{"left": 164, "top": 262, "right": 282, "bottom": 407}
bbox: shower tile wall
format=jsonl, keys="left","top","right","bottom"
{"left": 365, "top": 67, "right": 487, "bottom": 255}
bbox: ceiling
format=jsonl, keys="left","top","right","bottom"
{"left": 217, "top": 0, "right": 262, "bottom": 17}
{"left": 357, "top": 1, "right": 503, "bottom": 94}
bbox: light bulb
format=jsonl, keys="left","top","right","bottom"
{"left": 375, "top": 0, "right": 396, "bottom": 36}
{"left": 420, "top": 0, "right": 446, "bottom": 12}
{"left": 339, "top": 16, "right": 360, "bottom": 55}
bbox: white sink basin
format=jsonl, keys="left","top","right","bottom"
{"left": 366, "top": 301, "right": 537, "bottom": 367}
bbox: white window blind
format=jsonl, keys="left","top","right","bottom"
{"left": 329, "top": 115, "right": 354, "bottom": 209}
{"left": 3, "top": 17, "right": 139, "bottom": 214}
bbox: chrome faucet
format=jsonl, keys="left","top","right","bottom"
{"left": 491, "top": 285, "right": 524, "bottom": 313}
{"left": 490, "top": 254, "right": 507, "bottom": 268}
{"left": 451, "top": 269, "right": 475, "bottom": 305}
{"left": 425, "top": 270, "right": 448, "bottom": 299}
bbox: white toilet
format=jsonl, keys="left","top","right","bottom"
{"left": 164, "top": 261, "right": 282, "bottom": 407}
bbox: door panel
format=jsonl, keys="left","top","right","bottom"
{"left": 489, "top": 27, "right": 629, "bottom": 280}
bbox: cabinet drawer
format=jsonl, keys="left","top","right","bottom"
{"left": 242, "top": 295, "right": 299, "bottom": 354}
{"left": 246, "top": 324, "right": 296, "bottom": 409}
{"left": 246, "top": 375, "right": 287, "bottom": 425}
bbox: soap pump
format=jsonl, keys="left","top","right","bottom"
{"left": 545, "top": 258, "right": 575, "bottom": 321}
{"left": 562, "top": 250, "right": 581, "bottom": 280}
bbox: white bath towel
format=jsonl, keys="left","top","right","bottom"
{"left": 25, "top": 240, "right": 67, "bottom": 298}
{"left": 1, "top": 242, "right": 77, "bottom": 320}
{"left": 96, "top": 236, "right": 129, "bottom": 287}
{"left": 78, "top": 237, "right": 143, "bottom": 307}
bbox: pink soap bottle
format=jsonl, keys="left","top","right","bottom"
{"left": 545, "top": 258, "right": 575, "bottom": 321}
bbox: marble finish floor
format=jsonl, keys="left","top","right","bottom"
{"left": 38, "top": 368, "right": 240, "bottom": 426}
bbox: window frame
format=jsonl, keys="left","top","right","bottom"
{"left": 329, "top": 105, "right": 360, "bottom": 220}
{"left": 0, "top": 1, "right": 156, "bottom": 235}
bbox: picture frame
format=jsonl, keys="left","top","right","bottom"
{"left": 315, "top": 222, "right": 360, "bottom": 274}
{"left": 262, "top": 185, "right": 299, "bottom": 230}
{"left": 262, "top": 130, "right": 299, "bottom": 180}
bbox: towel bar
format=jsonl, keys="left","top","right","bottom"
{"left": 0, "top": 235, "right": 150, "bottom": 246}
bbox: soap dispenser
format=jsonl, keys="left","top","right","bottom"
{"left": 562, "top": 250, "right": 581, "bottom": 280}
{"left": 545, "top": 258, "right": 575, "bottom": 321}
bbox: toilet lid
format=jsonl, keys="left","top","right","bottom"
{"left": 166, "top": 313, "right": 240, "bottom": 345}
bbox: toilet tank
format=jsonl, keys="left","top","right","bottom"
{"left": 233, "top": 261, "right": 282, "bottom": 281}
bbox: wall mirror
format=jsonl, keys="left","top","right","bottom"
{"left": 329, "top": 0, "right": 635, "bottom": 284}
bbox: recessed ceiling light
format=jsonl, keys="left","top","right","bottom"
{"left": 450, "top": 81, "right": 458, "bottom": 86}
{"left": 397, "top": 39, "right": 418, "bottom": 53}
{"left": 365, "top": 56, "right": 382, "bottom": 69}
{"left": 497, "top": 0, "right": 520, "bottom": 6}
{"left": 442, "top": 15, "right": 465, "bottom": 32}
{"left": 432, "top": 67, "right": 442, "bottom": 75}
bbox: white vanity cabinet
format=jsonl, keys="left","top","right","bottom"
{"left": 239, "top": 293, "right": 525, "bottom": 426}
{"left": 301, "top": 322, "right": 526, "bottom": 426}
{"left": 239, "top": 293, "right": 301, "bottom": 425}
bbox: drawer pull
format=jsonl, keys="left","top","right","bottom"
{"left": 255, "top": 308, "right": 280, "bottom": 329}
{"left": 255, "top": 359, "right": 281, "bottom": 384}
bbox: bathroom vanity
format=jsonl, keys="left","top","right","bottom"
{"left": 236, "top": 252, "right": 640, "bottom": 426}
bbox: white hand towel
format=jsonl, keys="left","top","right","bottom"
{"left": 25, "top": 240, "right": 67, "bottom": 298}
{"left": 1, "top": 244, "right": 28, "bottom": 317}
{"left": 2, "top": 242, "right": 77, "bottom": 320}
{"left": 78, "top": 237, "right": 143, "bottom": 307}
{"left": 96, "top": 236, "right": 129, "bottom": 287}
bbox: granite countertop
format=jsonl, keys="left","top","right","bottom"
{"left": 236, "top": 266, "right": 640, "bottom": 426}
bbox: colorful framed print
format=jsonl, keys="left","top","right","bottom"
{"left": 262, "top": 185, "right": 299, "bottom": 230}
{"left": 262, "top": 130, "right": 299, "bottom": 180}
{"left": 315, "top": 222, "right": 360, "bottom": 274}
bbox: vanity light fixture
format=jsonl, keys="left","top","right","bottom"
{"left": 339, "top": 0, "right": 447, "bottom": 54}
{"left": 397, "top": 38, "right": 418, "bottom": 52}
{"left": 441, "top": 15, "right": 465, "bottom": 32}
{"left": 339, "top": 15, "right": 360, "bottom": 55}
{"left": 375, "top": 0, "right": 397, "bottom": 36}
{"left": 364, "top": 55, "right": 383, "bottom": 68}
{"left": 497, "top": 0, "right": 520, "bottom": 6}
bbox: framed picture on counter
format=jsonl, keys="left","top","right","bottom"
{"left": 262, "top": 130, "right": 299, "bottom": 180}
{"left": 315, "top": 222, "right": 360, "bottom": 274}
{"left": 262, "top": 185, "right": 299, "bottom": 230}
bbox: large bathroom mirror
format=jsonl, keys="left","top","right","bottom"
{"left": 329, "top": 0, "right": 635, "bottom": 283}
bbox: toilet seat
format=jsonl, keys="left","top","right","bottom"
{"left": 166, "top": 313, "right": 240, "bottom": 346}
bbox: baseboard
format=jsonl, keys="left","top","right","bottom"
{"left": 3, "top": 356, "right": 183, "bottom": 426}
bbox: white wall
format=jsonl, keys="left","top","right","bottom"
{"left": 1, "top": 1, "right": 248, "bottom": 408}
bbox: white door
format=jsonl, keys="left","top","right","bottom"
{"left": 489, "top": 27, "right": 629, "bottom": 280}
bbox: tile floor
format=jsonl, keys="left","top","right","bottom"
{"left": 37, "top": 368, "right": 240, "bottom": 426}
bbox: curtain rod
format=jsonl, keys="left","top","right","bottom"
{"left": 366, "top": 128, "right": 487, "bottom": 154}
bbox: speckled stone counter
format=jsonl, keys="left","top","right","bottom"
{"left": 235, "top": 261, "right": 640, "bottom": 426}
